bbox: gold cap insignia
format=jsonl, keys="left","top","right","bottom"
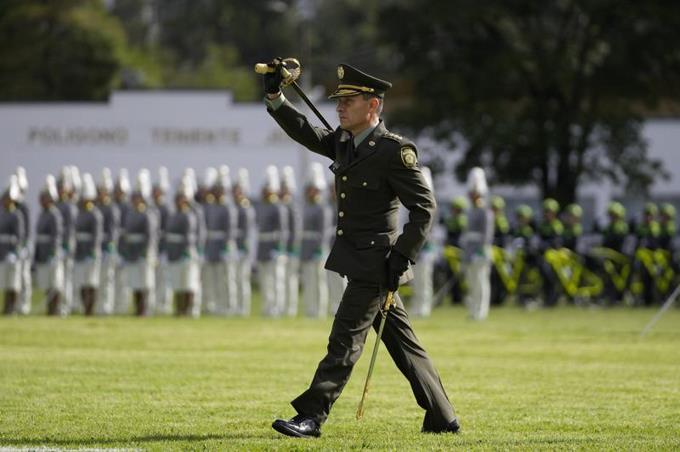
{"left": 401, "top": 146, "right": 417, "bottom": 168}
{"left": 338, "top": 65, "right": 344, "bottom": 80}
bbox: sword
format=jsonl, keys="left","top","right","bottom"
{"left": 356, "top": 290, "right": 395, "bottom": 420}
{"left": 254, "top": 58, "right": 333, "bottom": 130}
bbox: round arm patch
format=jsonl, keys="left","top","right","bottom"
{"left": 400, "top": 146, "right": 418, "bottom": 168}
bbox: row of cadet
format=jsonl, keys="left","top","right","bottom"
{"left": 440, "top": 189, "right": 679, "bottom": 311}
{"left": 0, "top": 164, "right": 351, "bottom": 318}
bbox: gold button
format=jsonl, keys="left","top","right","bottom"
{"left": 337, "top": 229, "right": 344, "bottom": 236}
{"left": 338, "top": 211, "right": 344, "bottom": 217}
{"left": 370, "top": 240, "right": 375, "bottom": 245}
{"left": 362, "top": 182, "right": 367, "bottom": 187}
{"left": 340, "top": 193, "right": 346, "bottom": 199}
{"left": 342, "top": 176, "right": 347, "bottom": 181}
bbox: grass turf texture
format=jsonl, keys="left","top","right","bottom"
{"left": 1, "top": 302, "right": 679, "bottom": 451}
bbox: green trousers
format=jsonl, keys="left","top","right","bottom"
{"left": 291, "top": 279, "right": 456, "bottom": 430}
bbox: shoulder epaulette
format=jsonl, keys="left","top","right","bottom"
{"left": 383, "top": 131, "right": 404, "bottom": 143}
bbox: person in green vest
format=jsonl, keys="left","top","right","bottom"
{"left": 602, "top": 202, "right": 629, "bottom": 253}
{"left": 443, "top": 196, "right": 468, "bottom": 304}
{"left": 490, "top": 195, "right": 510, "bottom": 305}
{"left": 635, "top": 202, "right": 661, "bottom": 250}
{"left": 513, "top": 204, "right": 535, "bottom": 243}
{"left": 658, "top": 203, "right": 677, "bottom": 252}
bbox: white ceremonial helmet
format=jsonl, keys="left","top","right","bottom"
{"left": 235, "top": 168, "right": 251, "bottom": 194}
{"left": 5, "top": 174, "right": 21, "bottom": 201}
{"left": 157, "top": 166, "right": 170, "bottom": 192}
{"left": 264, "top": 165, "right": 280, "bottom": 192}
{"left": 204, "top": 167, "right": 219, "bottom": 189}
{"left": 306, "top": 162, "right": 327, "bottom": 191}
{"left": 42, "top": 174, "right": 59, "bottom": 202}
{"left": 70, "top": 166, "right": 82, "bottom": 200}
{"left": 118, "top": 168, "right": 131, "bottom": 194}
{"left": 219, "top": 165, "right": 232, "bottom": 191}
{"left": 58, "top": 166, "right": 73, "bottom": 192}
{"left": 281, "top": 165, "right": 296, "bottom": 193}
{"left": 100, "top": 167, "right": 114, "bottom": 193}
{"left": 81, "top": 173, "right": 97, "bottom": 201}
{"left": 136, "top": 168, "right": 152, "bottom": 200}
{"left": 466, "top": 166, "right": 488, "bottom": 196}
{"left": 15, "top": 166, "right": 28, "bottom": 195}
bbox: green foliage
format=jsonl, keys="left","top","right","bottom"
{"left": 378, "top": 0, "right": 680, "bottom": 205}
{"left": 1, "top": 305, "right": 679, "bottom": 450}
{"left": 0, "top": 0, "right": 126, "bottom": 101}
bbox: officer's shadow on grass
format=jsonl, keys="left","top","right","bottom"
{"left": 0, "top": 431, "right": 270, "bottom": 447}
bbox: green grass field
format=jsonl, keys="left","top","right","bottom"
{"left": 1, "top": 301, "right": 679, "bottom": 451}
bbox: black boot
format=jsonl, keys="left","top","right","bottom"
{"left": 422, "top": 417, "right": 460, "bottom": 434}
{"left": 272, "top": 414, "right": 321, "bottom": 438}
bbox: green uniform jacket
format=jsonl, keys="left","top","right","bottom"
{"left": 268, "top": 100, "right": 436, "bottom": 285}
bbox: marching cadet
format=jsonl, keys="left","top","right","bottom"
{"left": 513, "top": 204, "right": 536, "bottom": 243}
{"left": 153, "top": 167, "right": 172, "bottom": 314}
{"left": 113, "top": 168, "right": 131, "bottom": 313}
{"left": 96, "top": 168, "right": 119, "bottom": 315}
{"left": 34, "top": 175, "right": 64, "bottom": 315}
{"left": 280, "top": 166, "right": 303, "bottom": 316}
{"left": 461, "top": 167, "right": 494, "bottom": 320}
{"left": 233, "top": 168, "right": 256, "bottom": 316}
{"left": 166, "top": 177, "right": 200, "bottom": 316}
{"left": 121, "top": 169, "right": 158, "bottom": 316}
{"left": 1, "top": 176, "right": 25, "bottom": 315}
{"left": 635, "top": 202, "right": 661, "bottom": 250}
{"left": 257, "top": 165, "right": 289, "bottom": 317}
{"left": 411, "top": 167, "right": 437, "bottom": 317}
{"left": 300, "top": 163, "right": 333, "bottom": 318}
{"left": 73, "top": 174, "right": 104, "bottom": 315}
{"left": 264, "top": 62, "right": 458, "bottom": 437}
{"left": 56, "top": 166, "right": 78, "bottom": 314}
{"left": 326, "top": 174, "right": 346, "bottom": 315}
{"left": 602, "top": 201, "right": 629, "bottom": 253}
{"left": 444, "top": 195, "right": 468, "bottom": 304}
{"left": 15, "top": 167, "right": 32, "bottom": 314}
{"left": 562, "top": 203, "right": 583, "bottom": 252}
{"left": 202, "top": 167, "right": 238, "bottom": 315}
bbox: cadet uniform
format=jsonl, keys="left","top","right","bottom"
{"left": 73, "top": 174, "right": 104, "bottom": 315}
{"left": 34, "top": 176, "right": 64, "bottom": 315}
{"left": 113, "top": 169, "right": 132, "bottom": 313}
{"left": 153, "top": 167, "right": 172, "bottom": 314}
{"left": 166, "top": 179, "right": 200, "bottom": 316}
{"left": 15, "top": 167, "right": 32, "bottom": 315}
{"left": 1, "top": 176, "right": 25, "bottom": 315}
{"left": 300, "top": 163, "right": 333, "bottom": 318}
{"left": 280, "top": 166, "right": 303, "bottom": 317}
{"left": 267, "top": 63, "right": 457, "bottom": 436}
{"left": 122, "top": 170, "right": 158, "bottom": 316}
{"left": 56, "top": 168, "right": 78, "bottom": 314}
{"left": 203, "top": 168, "right": 239, "bottom": 315}
{"left": 461, "top": 168, "right": 494, "bottom": 320}
{"left": 233, "top": 168, "right": 256, "bottom": 316}
{"left": 97, "top": 169, "right": 119, "bottom": 315}
{"left": 257, "top": 166, "right": 289, "bottom": 317}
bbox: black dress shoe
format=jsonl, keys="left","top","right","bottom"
{"left": 422, "top": 418, "right": 460, "bottom": 434}
{"left": 272, "top": 414, "right": 321, "bottom": 438}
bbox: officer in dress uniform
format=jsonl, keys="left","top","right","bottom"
{"left": 153, "top": 167, "right": 172, "bottom": 314}
{"left": 280, "top": 166, "right": 303, "bottom": 317}
{"left": 113, "top": 168, "right": 132, "bottom": 313}
{"left": 264, "top": 62, "right": 459, "bottom": 437}
{"left": 122, "top": 169, "right": 158, "bottom": 316}
{"left": 166, "top": 177, "right": 200, "bottom": 316}
{"left": 34, "top": 175, "right": 64, "bottom": 315}
{"left": 1, "top": 176, "right": 25, "bottom": 315}
{"left": 73, "top": 174, "right": 104, "bottom": 315}
{"left": 97, "top": 168, "right": 120, "bottom": 315}
{"left": 15, "top": 167, "right": 32, "bottom": 314}
{"left": 233, "top": 168, "right": 256, "bottom": 316}
{"left": 56, "top": 167, "right": 78, "bottom": 314}
{"left": 461, "top": 168, "right": 494, "bottom": 320}
{"left": 410, "top": 166, "right": 437, "bottom": 317}
{"left": 257, "top": 165, "right": 289, "bottom": 317}
{"left": 300, "top": 163, "right": 333, "bottom": 318}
